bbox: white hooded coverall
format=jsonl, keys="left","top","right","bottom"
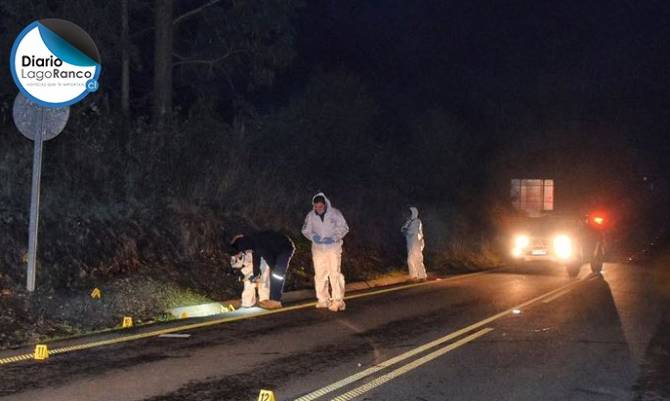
{"left": 239, "top": 252, "right": 271, "bottom": 307}
{"left": 401, "top": 207, "right": 427, "bottom": 280}
{"left": 301, "top": 192, "right": 349, "bottom": 305}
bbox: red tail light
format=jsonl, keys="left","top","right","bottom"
{"left": 588, "top": 211, "right": 608, "bottom": 230}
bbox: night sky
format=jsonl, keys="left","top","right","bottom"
{"left": 296, "top": 1, "right": 670, "bottom": 160}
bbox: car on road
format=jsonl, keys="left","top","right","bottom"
{"left": 509, "top": 213, "right": 606, "bottom": 276}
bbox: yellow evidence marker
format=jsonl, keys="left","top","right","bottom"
{"left": 180, "top": 312, "right": 189, "bottom": 319}
{"left": 257, "top": 389, "right": 276, "bottom": 401}
{"left": 122, "top": 316, "right": 133, "bottom": 328}
{"left": 90, "top": 288, "right": 102, "bottom": 299}
{"left": 227, "top": 304, "right": 236, "bottom": 312}
{"left": 34, "top": 344, "right": 49, "bottom": 360}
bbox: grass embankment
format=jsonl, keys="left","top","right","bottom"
{"left": 0, "top": 204, "right": 500, "bottom": 350}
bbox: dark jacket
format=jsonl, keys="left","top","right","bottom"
{"left": 231, "top": 231, "right": 295, "bottom": 276}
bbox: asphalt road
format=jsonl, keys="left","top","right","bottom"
{"left": 1, "top": 261, "right": 668, "bottom": 401}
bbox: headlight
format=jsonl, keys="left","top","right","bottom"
{"left": 514, "top": 235, "right": 530, "bottom": 249}
{"left": 553, "top": 235, "right": 572, "bottom": 259}
{"left": 511, "top": 235, "right": 529, "bottom": 258}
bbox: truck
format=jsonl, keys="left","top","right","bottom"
{"left": 508, "top": 178, "right": 606, "bottom": 277}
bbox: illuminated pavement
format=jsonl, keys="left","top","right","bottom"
{"left": 0, "top": 262, "right": 667, "bottom": 401}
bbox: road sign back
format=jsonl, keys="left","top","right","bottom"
{"left": 13, "top": 93, "right": 69, "bottom": 141}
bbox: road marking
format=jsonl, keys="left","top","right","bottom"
{"left": 293, "top": 276, "right": 593, "bottom": 401}
{"left": 542, "top": 288, "right": 572, "bottom": 304}
{"left": 0, "top": 272, "right": 486, "bottom": 366}
{"left": 0, "top": 273, "right": 595, "bottom": 366}
{"left": 344, "top": 272, "right": 487, "bottom": 302}
{"left": 293, "top": 324, "right": 487, "bottom": 401}
{"left": 329, "top": 328, "right": 494, "bottom": 401}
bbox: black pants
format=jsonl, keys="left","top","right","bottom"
{"left": 270, "top": 248, "right": 294, "bottom": 301}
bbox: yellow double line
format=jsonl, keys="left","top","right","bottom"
{"left": 294, "top": 275, "right": 594, "bottom": 401}
{"left": 330, "top": 328, "right": 494, "bottom": 401}
{"left": 0, "top": 272, "right": 484, "bottom": 366}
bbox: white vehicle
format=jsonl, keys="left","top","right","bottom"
{"left": 509, "top": 179, "right": 606, "bottom": 276}
{"left": 509, "top": 215, "right": 584, "bottom": 276}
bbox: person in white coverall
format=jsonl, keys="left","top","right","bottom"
{"left": 229, "top": 231, "right": 295, "bottom": 309}
{"left": 230, "top": 251, "right": 271, "bottom": 308}
{"left": 401, "top": 206, "right": 427, "bottom": 280}
{"left": 302, "top": 193, "right": 349, "bottom": 312}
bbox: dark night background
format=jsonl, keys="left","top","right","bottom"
{"left": 0, "top": 1, "right": 669, "bottom": 344}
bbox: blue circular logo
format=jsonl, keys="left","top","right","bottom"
{"left": 10, "top": 19, "right": 102, "bottom": 107}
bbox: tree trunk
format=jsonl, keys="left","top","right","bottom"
{"left": 121, "top": 0, "right": 132, "bottom": 200}
{"left": 121, "top": 0, "right": 130, "bottom": 120}
{"left": 152, "top": 0, "right": 173, "bottom": 130}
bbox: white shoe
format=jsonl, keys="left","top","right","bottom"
{"left": 328, "top": 300, "right": 346, "bottom": 312}
{"left": 316, "top": 300, "right": 330, "bottom": 309}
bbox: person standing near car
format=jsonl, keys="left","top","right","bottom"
{"left": 302, "top": 192, "right": 349, "bottom": 312}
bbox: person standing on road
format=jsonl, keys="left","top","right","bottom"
{"left": 230, "top": 231, "right": 295, "bottom": 309}
{"left": 401, "top": 206, "right": 427, "bottom": 280}
{"left": 302, "top": 192, "right": 349, "bottom": 312}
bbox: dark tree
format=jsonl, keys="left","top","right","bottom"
{"left": 121, "top": 0, "right": 130, "bottom": 120}
{"left": 153, "top": 0, "right": 173, "bottom": 129}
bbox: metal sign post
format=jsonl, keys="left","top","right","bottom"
{"left": 12, "top": 93, "right": 69, "bottom": 292}
{"left": 26, "top": 109, "right": 45, "bottom": 292}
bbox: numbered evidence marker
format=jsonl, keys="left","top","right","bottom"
{"left": 122, "top": 316, "right": 133, "bottom": 328}
{"left": 12, "top": 93, "right": 70, "bottom": 292}
{"left": 90, "top": 288, "right": 102, "bottom": 299}
{"left": 34, "top": 344, "right": 49, "bottom": 360}
{"left": 258, "top": 390, "right": 276, "bottom": 401}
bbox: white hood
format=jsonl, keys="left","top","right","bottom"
{"left": 312, "top": 192, "right": 332, "bottom": 210}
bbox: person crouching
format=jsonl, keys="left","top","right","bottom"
{"left": 230, "top": 231, "right": 295, "bottom": 310}
{"left": 230, "top": 250, "right": 271, "bottom": 308}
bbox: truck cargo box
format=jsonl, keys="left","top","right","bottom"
{"left": 511, "top": 178, "right": 554, "bottom": 217}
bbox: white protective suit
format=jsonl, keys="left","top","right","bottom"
{"left": 301, "top": 192, "right": 349, "bottom": 309}
{"left": 401, "top": 207, "right": 427, "bottom": 280}
{"left": 236, "top": 251, "right": 271, "bottom": 307}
